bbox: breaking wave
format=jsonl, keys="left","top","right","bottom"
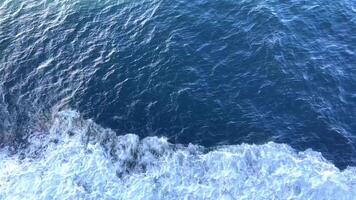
{"left": 0, "top": 110, "right": 355, "bottom": 200}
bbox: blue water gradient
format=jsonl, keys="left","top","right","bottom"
{"left": 0, "top": 0, "right": 355, "bottom": 172}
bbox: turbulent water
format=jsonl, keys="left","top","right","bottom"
{"left": 0, "top": 0, "right": 355, "bottom": 199}
{"left": 1, "top": 110, "right": 356, "bottom": 199}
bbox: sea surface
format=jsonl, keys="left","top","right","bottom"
{"left": 0, "top": 0, "right": 356, "bottom": 199}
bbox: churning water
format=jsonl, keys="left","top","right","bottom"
{"left": 0, "top": 0, "right": 355, "bottom": 199}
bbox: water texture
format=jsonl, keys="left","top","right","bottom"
{"left": 0, "top": 0, "right": 356, "bottom": 199}
{"left": 1, "top": 110, "right": 356, "bottom": 199}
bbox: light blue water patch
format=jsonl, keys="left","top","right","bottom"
{"left": 0, "top": 110, "right": 355, "bottom": 200}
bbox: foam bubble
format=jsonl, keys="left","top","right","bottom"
{"left": 0, "top": 110, "right": 355, "bottom": 199}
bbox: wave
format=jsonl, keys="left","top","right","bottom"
{"left": 0, "top": 110, "right": 355, "bottom": 199}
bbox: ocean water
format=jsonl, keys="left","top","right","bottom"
{"left": 0, "top": 0, "right": 355, "bottom": 199}
{"left": 1, "top": 110, "right": 356, "bottom": 199}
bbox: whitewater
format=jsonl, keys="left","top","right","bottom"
{"left": 1, "top": 0, "right": 356, "bottom": 198}
{"left": 0, "top": 110, "right": 355, "bottom": 200}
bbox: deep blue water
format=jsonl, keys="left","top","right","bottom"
{"left": 0, "top": 0, "right": 355, "bottom": 172}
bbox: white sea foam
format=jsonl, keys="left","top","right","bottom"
{"left": 0, "top": 110, "right": 355, "bottom": 200}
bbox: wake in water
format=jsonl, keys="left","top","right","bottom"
{"left": 0, "top": 110, "right": 355, "bottom": 200}
{"left": 0, "top": 0, "right": 356, "bottom": 198}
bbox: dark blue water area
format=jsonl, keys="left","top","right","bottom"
{"left": 0, "top": 0, "right": 355, "bottom": 169}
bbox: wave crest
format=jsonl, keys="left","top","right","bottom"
{"left": 0, "top": 110, "right": 355, "bottom": 200}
